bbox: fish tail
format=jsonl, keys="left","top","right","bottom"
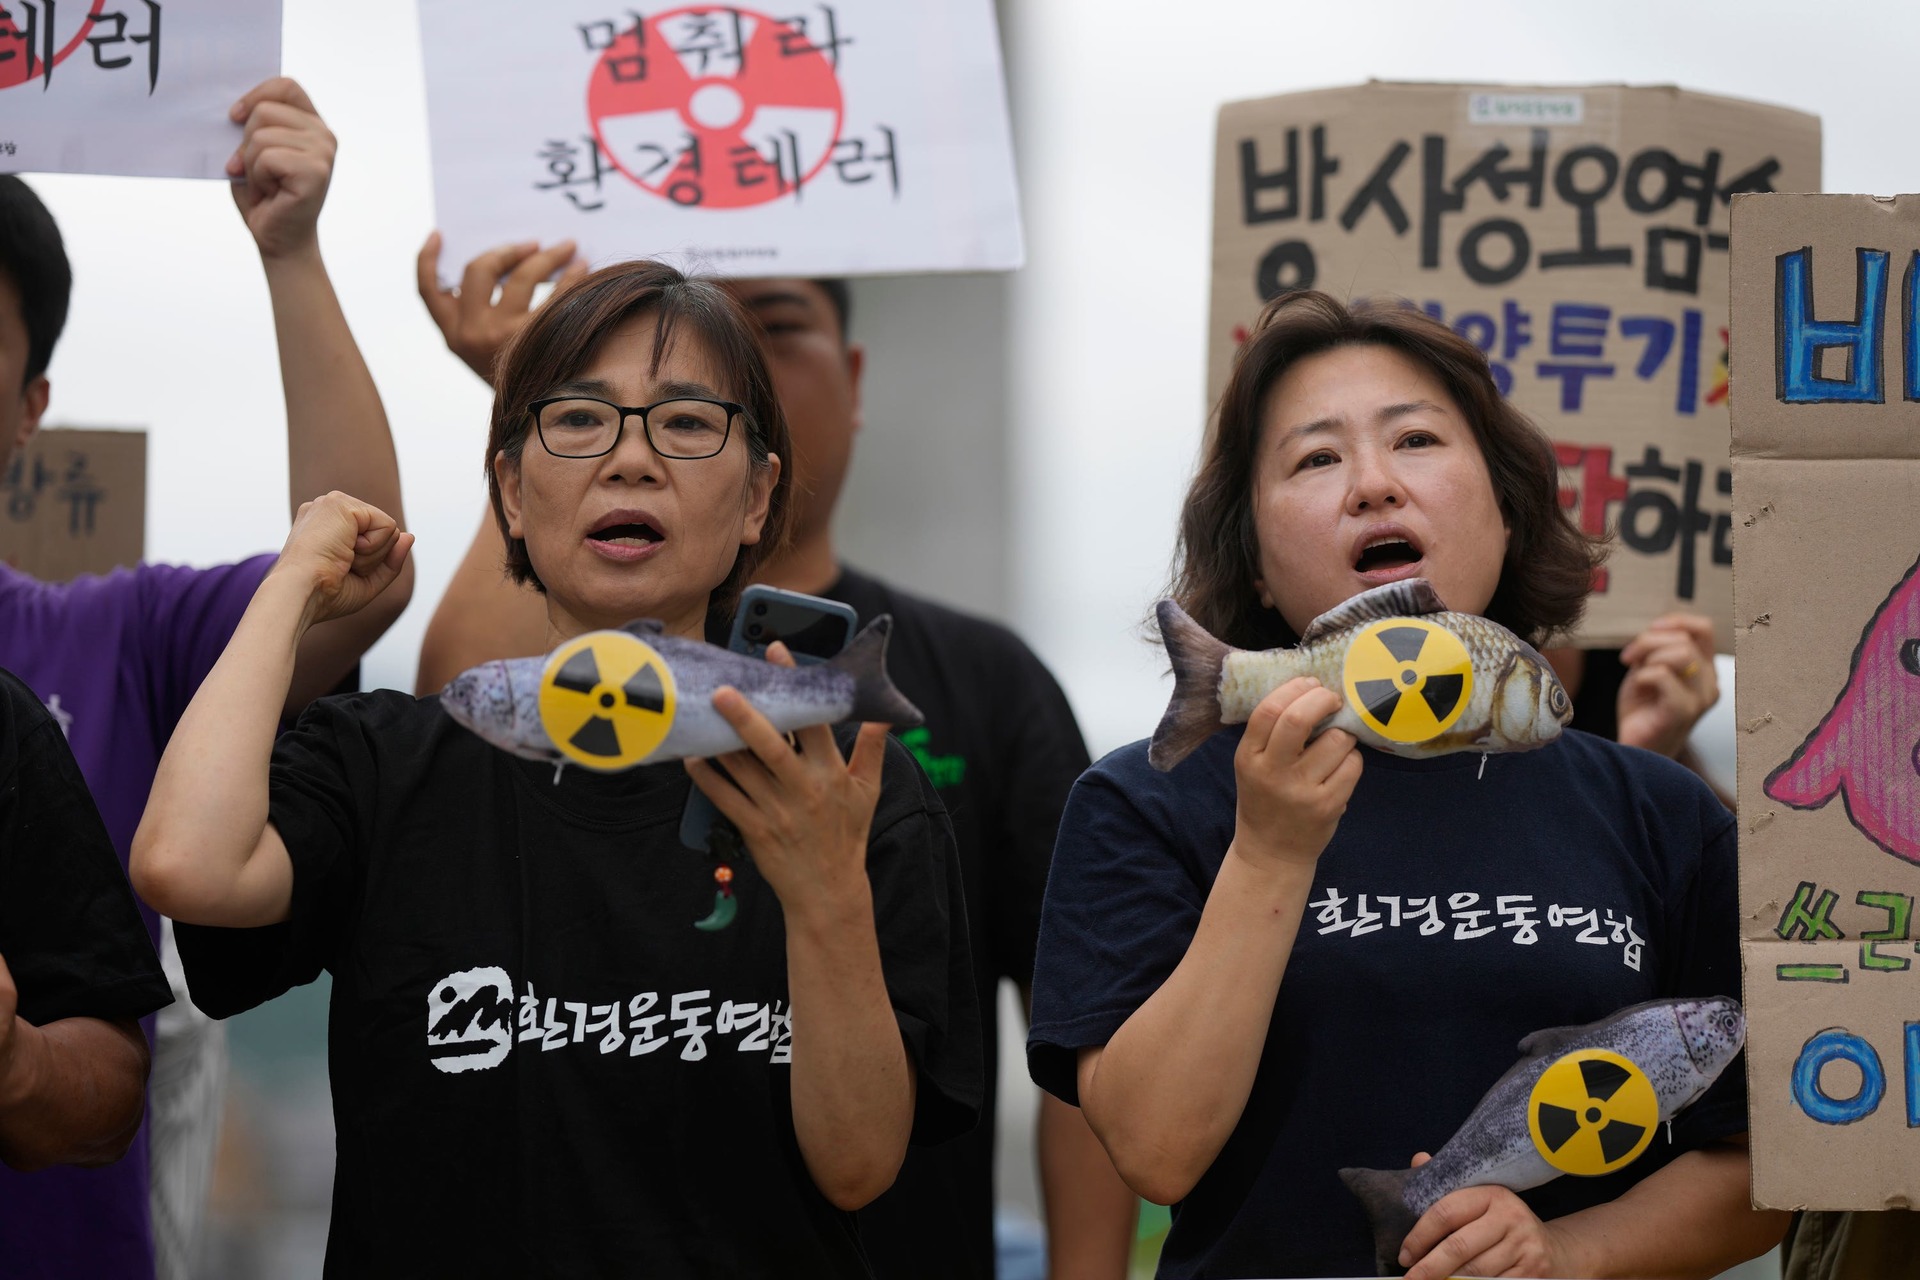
{"left": 830, "top": 616, "right": 925, "bottom": 728}
{"left": 1149, "top": 599, "right": 1232, "bottom": 771}
{"left": 1336, "top": 1166, "right": 1419, "bottom": 1276}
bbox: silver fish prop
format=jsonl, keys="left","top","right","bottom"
{"left": 1150, "top": 579, "right": 1572, "bottom": 770}
{"left": 1338, "top": 997, "right": 1746, "bottom": 1276}
{"left": 439, "top": 615, "right": 923, "bottom": 772}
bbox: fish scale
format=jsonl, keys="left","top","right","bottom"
{"left": 1217, "top": 609, "right": 1554, "bottom": 755}
{"left": 1150, "top": 579, "right": 1574, "bottom": 770}
{"left": 1338, "top": 997, "right": 1745, "bottom": 1276}
{"left": 437, "top": 615, "right": 922, "bottom": 771}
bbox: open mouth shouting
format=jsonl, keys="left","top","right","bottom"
{"left": 1351, "top": 524, "right": 1426, "bottom": 584}
{"left": 586, "top": 509, "right": 667, "bottom": 562}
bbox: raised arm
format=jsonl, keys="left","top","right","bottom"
{"left": 412, "top": 234, "right": 583, "bottom": 693}
{"left": 227, "top": 78, "right": 415, "bottom": 713}
{"left": 415, "top": 512, "right": 549, "bottom": 692}
{"left": 133, "top": 494, "right": 413, "bottom": 928}
{"left": 685, "top": 648, "right": 915, "bottom": 1210}
{"left": 1074, "top": 679, "right": 1358, "bottom": 1206}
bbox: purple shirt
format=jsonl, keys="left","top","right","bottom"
{"left": 0, "top": 555, "right": 272, "bottom": 1280}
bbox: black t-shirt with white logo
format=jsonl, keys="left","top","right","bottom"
{"left": 177, "top": 690, "right": 982, "bottom": 1279}
{"left": 817, "top": 569, "right": 1091, "bottom": 1280}
{"left": 0, "top": 665, "right": 170, "bottom": 1028}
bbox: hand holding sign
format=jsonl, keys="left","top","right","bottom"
{"left": 1615, "top": 612, "right": 1718, "bottom": 757}
{"left": 226, "top": 79, "right": 336, "bottom": 262}
{"left": 416, "top": 233, "right": 589, "bottom": 383}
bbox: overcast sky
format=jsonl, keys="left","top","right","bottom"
{"left": 24, "top": 0, "right": 1917, "bottom": 756}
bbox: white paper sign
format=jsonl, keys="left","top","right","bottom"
{"left": 419, "top": 0, "right": 1024, "bottom": 280}
{"left": 0, "top": 1, "right": 282, "bottom": 179}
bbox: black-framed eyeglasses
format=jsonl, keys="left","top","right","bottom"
{"left": 527, "top": 395, "right": 744, "bottom": 460}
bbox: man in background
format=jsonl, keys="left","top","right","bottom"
{"left": 0, "top": 78, "right": 413, "bottom": 1278}
{"left": 416, "top": 238, "right": 1137, "bottom": 1279}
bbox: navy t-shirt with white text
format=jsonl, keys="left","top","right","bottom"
{"left": 1027, "top": 729, "right": 1747, "bottom": 1279}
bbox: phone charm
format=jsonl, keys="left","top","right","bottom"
{"left": 693, "top": 822, "right": 740, "bottom": 932}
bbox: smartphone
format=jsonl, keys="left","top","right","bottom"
{"left": 679, "top": 585, "right": 860, "bottom": 852}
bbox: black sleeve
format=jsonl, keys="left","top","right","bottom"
{"left": 986, "top": 638, "right": 1091, "bottom": 993}
{"left": 1027, "top": 748, "right": 1214, "bottom": 1106}
{"left": 175, "top": 695, "right": 373, "bottom": 1019}
{"left": 1664, "top": 809, "right": 1750, "bottom": 1150}
{"left": 864, "top": 733, "right": 984, "bottom": 1146}
{"left": 0, "top": 679, "right": 171, "bottom": 1026}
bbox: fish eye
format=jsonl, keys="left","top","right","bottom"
{"left": 1902, "top": 639, "right": 1920, "bottom": 677}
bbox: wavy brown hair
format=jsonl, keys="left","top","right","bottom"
{"left": 1171, "top": 290, "right": 1603, "bottom": 650}
{"left": 486, "top": 259, "right": 791, "bottom": 623}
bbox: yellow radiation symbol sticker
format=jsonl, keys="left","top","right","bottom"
{"left": 1340, "top": 617, "right": 1474, "bottom": 743}
{"left": 1527, "top": 1048, "right": 1659, "bottom": 1177}
{"left": 538, "top": 630, "right": 677, "bottom": 771}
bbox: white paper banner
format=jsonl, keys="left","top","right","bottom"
{"left": 0, "top": 1, "right": 282, "bottom": 179}
{"left": 419, "top": 0, "right": 1024, "bottom": 280}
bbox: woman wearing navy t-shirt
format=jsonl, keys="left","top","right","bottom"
{"left": 1027, "top": 291, "right": 1787, "bottom": 1278}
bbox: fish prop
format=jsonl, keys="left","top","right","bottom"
{"left": 1766, "top": 551, "right": 1920, "bottom": 865}
{"left": 440, "top": 616, "right": 922, "bottom": 932}
{"left": 1338, "top": 997, "right": 1745, "bottom": 1276}
{"left": 1149, "top": 580, "right": 1572, "bottom": 771}
{"left": 441, "top": 615, "right": 922, "bottom": 771}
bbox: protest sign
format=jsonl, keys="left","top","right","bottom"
{"left": 0, "top": 1, "right": 281, "bottom": 179}
{"left": 418, "top": 1, "right": 1023, "bottom": 281}
{"left": 1732, "top": 192, "right": 1920, "bottom": 1210}
{"left": 0, "top": 427, "right": 144, "bottom": 580}
{"left": 1209, "top": 82, "right": 1820, "bottom": 649}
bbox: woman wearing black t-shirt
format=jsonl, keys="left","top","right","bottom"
{"left": 1027, "top": 291, "right": 1785, "bottom": 1278}
{"left": 131, "top": 261, "right": 979, "bottom": 1277}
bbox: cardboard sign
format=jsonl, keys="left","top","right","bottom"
{"left": 1209, "top": 82, "right": 1821, "bottom": 649}
{"left": 1731, "top": 192, "right": 1920, "bottom": 1211}
{"left": 419, "top": 0, "right": 1024, "bottom": 281}
{"left": 0, "top": 1, "right": 281, "bottom": 179}
{"left": 0, "top": 428, "right": 145, "bottom": 581}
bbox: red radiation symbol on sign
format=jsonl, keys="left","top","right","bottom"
{"left": 0, "top": 0, "right": 109, "bottom": 93}
{"left": 587, "top": 6, "right": 844, "bottom": 209}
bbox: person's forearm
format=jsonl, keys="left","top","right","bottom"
{"left": 133, "top": 570, "right": 311, "bottom": 926}
{"left": 0, "top": 1016, "right": 147, "bottom": 1171}
{"left": 263, "top": 246, "right": 415, "bottom": 709}
{"left": 785, "top": 878, "right": 915, "bottom": 1211}
{"left": 263, "top": 246, "right": 404, "bottom": 526}
{"left": 1082, "top": 848, "right": 1315, "bottom": 1205}
{"left": 415, "top": 512, "right": 551, "bottom": 694}
{"left": 1552, "top": 1141, "right": 1787, "bottom": 1277}
{"left": 1038, "top": 1090, "right": 1137, "bottom": 1280}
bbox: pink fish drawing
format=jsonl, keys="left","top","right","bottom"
{"left": 1766, "top": 553, "right": 1920, "bottom": 863}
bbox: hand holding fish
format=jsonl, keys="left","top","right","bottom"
{"left": 684, "top": 642, "right": 893, "bottom": 918}
{"left": 1397, "top": 1176, "right": 1577, "bottom": 1280}
{"left": 270, "top": 491, "right": 414, "bottom": 628}
{"left": 1230, "top": 678, "right": 1361, "bottom": 873}
{"left": 1616, "top": 613, "right": 1719, "bottom": 759}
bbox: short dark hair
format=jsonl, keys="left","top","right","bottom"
{"left": 0, "top": 176, "right": 72, "bottom": 386}
{"left": 486, "top": 259, "right": 792, "bottom": 621}
{"left": 1171, "top": 290, "right": 1603, "bottom": 650}
{"left": 810, "top": 277, "right": 851, "bottom": 341}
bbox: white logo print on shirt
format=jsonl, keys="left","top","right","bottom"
{"left": 426, "top": 966, "right": 515, "bottom": 1073}
{"left": 425, "top": 966, "right": 795, "bottom": 1072}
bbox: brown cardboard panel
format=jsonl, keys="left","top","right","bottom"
{"left": 1732, "top": 195, "right": 1920, "bottom": 1210}
{"left": 1742, "top": 941, "right": 1920, "bottom": 1211}
{"left": 1209, "top": 82, "right": 1821, "bottom": 648}
{"left": 0, "top": 428, "right": 146, "bottom": 582}
{"left": 1731, "top": 194, "right": 1920, "bottom": 461}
